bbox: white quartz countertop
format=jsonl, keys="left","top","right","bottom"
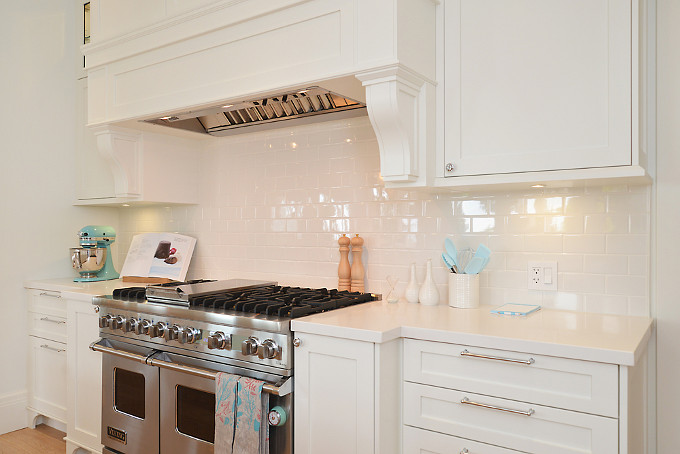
{"left": 291, "top": 301, "right": 653, "bottom": 366}
{"left": 24, "top": 277, "right": 129, "bottom": 301}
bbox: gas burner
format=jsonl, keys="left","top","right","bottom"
{"left": 189, "top": 286, "right": 374, "bottom": 319}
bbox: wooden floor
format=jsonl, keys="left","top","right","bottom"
{"left": 0, "top": 424, "right": 65, "bottom": 454}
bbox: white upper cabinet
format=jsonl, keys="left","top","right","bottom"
{"left": 429, "top": 0, "right": 654, "bottom": 190}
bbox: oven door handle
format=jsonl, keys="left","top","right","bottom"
{"left": 89, "top": 338, "right": 150, "bottom": 364}
{"left": 147, "top": 354, "right": 293, "bottom": 397}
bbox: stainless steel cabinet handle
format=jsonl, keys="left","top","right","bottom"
{"left": 40, "top": 344, "right": 65, "bottom": 353}
{"left": 39, "top": 292, "right": 61, "bottom": 298}
{"left": 39, "top": 317, "right": 66, "bottom": 324}
{"left": 460, "top": 349, "right": 534, "bottom": 365}
{"left": 460, "top": 397, "right": 534, "bottom": 417}
{"left": 460, "top": 450, "right": 469, "bottom": 454}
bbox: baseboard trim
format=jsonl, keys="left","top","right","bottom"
{"left": 0, "top": 391, "right": 28, "bottom": 435}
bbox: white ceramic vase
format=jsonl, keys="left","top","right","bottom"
{"left": 404, "top": 262, "right": 420, "bottom": 304}
{"left": 418, "top": 259, "right": 439, "bottom": 306}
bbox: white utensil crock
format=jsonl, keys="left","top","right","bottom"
{"left": 448, "top": 273, "right": 479, "bottom": 308}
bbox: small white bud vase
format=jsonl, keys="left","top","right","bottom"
{"left": 418, "top": 259, "right": 439, "bottom": 306}
{"left": 404, "top": 262, "right": 420, "bottom": 304}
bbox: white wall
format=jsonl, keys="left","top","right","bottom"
{"left": 118, "top": 116, "right": 651, "bottom": 317}
{"left": 655, "top": 0, "right": 680, "bottom": 451}
{"left": 0, "top": 1, "right": 118, "bottom": 434}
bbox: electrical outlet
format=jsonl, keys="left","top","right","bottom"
{"left": 527, "top": 261, "right": 558, "bottom": 291}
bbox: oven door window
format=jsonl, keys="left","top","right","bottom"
{"left": 176, "top": 385, "right": 215, "bottom": 443}
{"left": 114, "top": 367, "right": 145, "bottom": 419}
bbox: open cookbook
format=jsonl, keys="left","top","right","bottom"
{"left": 120, "top": 233, "right": 196, "bottom": 282}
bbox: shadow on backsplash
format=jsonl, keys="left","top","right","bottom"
{"left": 117, "top": 117, "right": 650, "bottom": 317}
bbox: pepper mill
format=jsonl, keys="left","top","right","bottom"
{"left": 350, "top": 234, "right": 365, "bottom": 292}
{"left": 338, "top": 234, "right": 351, "bottom": 291}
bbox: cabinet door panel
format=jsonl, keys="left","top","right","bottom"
{"left": 404, "top": 382, "right": 617, "bottom": 454}
{"left": 404, "top": 339, "right": 618, "bottom": 417}
{"left": 28, "top": 336, "right": 67, "bottom": 422}
{"left": 67, "top": 300, "right": 104, "bottom": 451}
{"left": 444, "top": 0, "right": 631, "bottom": 176}
{"left": 294, "top": 334, "right": 374, "bottom": 454}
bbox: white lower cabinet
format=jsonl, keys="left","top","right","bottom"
{"left": 403, "top": 338, "right": 646, "bottom": 454}
{"left": 293, "top": 333, "right": 401, "bottom": 454}
{"left": 27, "top": 289, "right": 68, "bottom": 426}
{"left": 294, "top": 334, "right": 375, "bottom": 454}
{"left": 65, "top": 299, "right": 103, "bottom": 453}
{"left": 26, "top": 287, "right": 104, "bottom": 454}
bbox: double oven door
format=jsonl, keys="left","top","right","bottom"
{"left": 95, "top": 338, "right": 292, "bottom": 454}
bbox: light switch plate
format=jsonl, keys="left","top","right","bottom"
{"left": 527, "top": 261, "right": 558, "bottom": 291}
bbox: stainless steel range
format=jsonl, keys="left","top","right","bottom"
{"left": 91, "top": 279, "right": 376, "bottom": 454}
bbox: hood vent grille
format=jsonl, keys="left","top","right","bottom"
{"left": 143, "top": 86, "right": 366, "bottom": 137}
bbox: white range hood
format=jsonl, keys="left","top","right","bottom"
{"left": 83, "top": 0, "right": 438, "bottom": 189}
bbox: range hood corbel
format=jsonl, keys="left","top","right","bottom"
{"left": 357, "top": 65, "right": 435, "bottom": 186}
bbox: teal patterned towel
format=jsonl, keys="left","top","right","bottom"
{"left": 215, "top": 373, "right": 269, "bottom": 454}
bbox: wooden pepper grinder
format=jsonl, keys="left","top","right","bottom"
{"left": 350, "top": 234, "right": 365, "bottom": 292}
{"left": 338, "top": 234, "right": 351, "bottom": 291}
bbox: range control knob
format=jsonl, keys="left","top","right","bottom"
{"left": 241, "top": 337, "right": 260, "bottom": 356}
{"left": 258, "top": 339, "right": 281, "bottom": 360}
{"left": 111, "top": 315, "right": 126, "bottom": 330}
{"left": 136, "top": 319, "right": 152, "bottom": 335}
{"left": 178, "top": 327, "right": 201, "bottom": 344}
{"left": 124, "top": 318, "right": 138, "bottom": 333}
{"left": 208, "top": 332, "right": 231, "bottom": 350}
{"left": 165, "top": 324, "right": 182, "bottom": 341}
{"left": 150, "top": 322, "right": 168, "bottom": 339}
{"left": 267, "top": 406, "right": 288, "bottom": 427}
{"left": 98, "top": 315, "right": 113, "bottom": 328}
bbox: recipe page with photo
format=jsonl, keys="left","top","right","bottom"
{"left": 120, "top": 233, "right": 196, "bottom": 281}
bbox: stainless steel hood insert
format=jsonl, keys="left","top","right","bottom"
{"left": 143, "top": 86, "right": 366, "bottom": 137}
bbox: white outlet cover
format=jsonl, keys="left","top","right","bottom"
{"left": 527, "top": 261, "right": 558, "bottom": 291}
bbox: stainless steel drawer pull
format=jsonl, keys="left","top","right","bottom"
{"left": 40, "top": 317, "right": 66, "bottom": 324}
{"left": 40, "top": 344, "right": 65, "bottom": 353}
{"left": 460, "top": 397, "right": 534, "bottom": 416}
{"left": 460, "top": 349, "right": 534, "bottom": 365}
{"left": 39, "top": 292, "right": 61, "bottom": 298}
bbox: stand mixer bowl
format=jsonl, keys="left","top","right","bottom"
{"left": 71, "top": 247, "right": 107, "bottom": 278}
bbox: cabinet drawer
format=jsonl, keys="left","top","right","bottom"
{"left": 28, "top": 311, "right": 67, "bottom": 343}
{"left": 404, "top": 382, "right": 617, "bottom": 454}
{"left": 28, "top": 289, "right": 66, "bottom": 318}
{"left": 404, "top": 339, "right": 618, "bottom": 417}
{"left": 404, "top": 425, "right": 522, "bottom": 454}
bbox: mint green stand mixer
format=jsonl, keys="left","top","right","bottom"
{"left": 70, "top": 225, "right": 120, "bottom": 282}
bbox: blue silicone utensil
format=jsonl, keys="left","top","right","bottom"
{"left": 444, "top": 238, "right": 458, "bottom": 267}
{"left": 441, "top": 252, "right": 458, "bottom": 273}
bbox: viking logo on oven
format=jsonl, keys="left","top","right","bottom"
{"left": 107, "top": 426, "right": 127, "bottom": 445}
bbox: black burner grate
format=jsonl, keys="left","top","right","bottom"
{"left": 111, "top": 284, "right": 375, "bottom": 318}
{"left": 189, "top": 286, "right": 375, "bottom": 318}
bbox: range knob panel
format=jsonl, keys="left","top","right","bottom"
{"left": 111, "top": 315, "right": 126, "bottom": 330}
{"left": 208, "top": 331, "right": 232, "bottom": 350}
{"left": 98, "top": 314, "right": 113, "bottom": 328}
{"left": 258, "top": 339, "right": 281, "bottom": 360}
{"left": 123, "top": 318, "right": 138, "bottom": 333}
{"left": 242, "top": 337, "right": 260, "bottom": 356}
{"left": 178, "top": 327, "right": 201, "bottom": 344}
{"left": 150, "top": 322, "right": 168, "bottom": 339}
{"left": 136, "top": 319, "right": 152, "bottom": 335}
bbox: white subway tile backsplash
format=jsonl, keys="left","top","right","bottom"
{"left": 118, "top": 117, "right": 651, "bottom": 316}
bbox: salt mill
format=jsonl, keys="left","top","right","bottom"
{"left": 338, "top": 234, "right": 351, "bottom": 291}
{"left": 350, "top": 234, "right": 365, "bottom": 292}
